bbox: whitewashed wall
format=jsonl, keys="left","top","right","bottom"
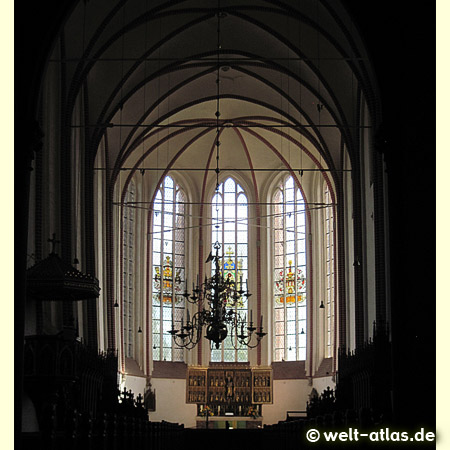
{"left": 147, "top": 378, "right": 198, "bottom": 428}
{"left": 124, "top": 375, "right": 147, "bottom": 401}
{"left": 145, "top": 377, "right": 334, "bottom": 427}
{"left": 262, "top": 379, "right": 310, "bottom": 425}
{"left": 312, "top": 376, "right": 335, "bottom": 397}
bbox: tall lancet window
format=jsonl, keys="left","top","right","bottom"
{"left": 152, "top": 176, "right": 186, "bottom": 362}
{"left": 324, "top": 186, "right": 335, "bottom": 358}
{"left": 123, "top": 181, "right": 135, "bottom": 358}
{"left": 210, "top": 177, "right": 248, "bottom": 363}
{"left": 273, "top": 176, "right": 307, "bottom": 361}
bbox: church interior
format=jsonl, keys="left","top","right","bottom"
{"left": 16, "top": 1, "right": 436, "bottom": 448}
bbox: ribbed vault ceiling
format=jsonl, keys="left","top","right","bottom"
{"left": 52, "top": 0, "right": 379, "bottom": 193}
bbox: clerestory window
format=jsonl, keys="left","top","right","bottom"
{"left": 210, "top": 177, "right": 249, "bottom": 363}
{"left": 152, "top": 176, "right": 186, "bottom": 362}
{"left": 122, "top": 181, "right": 135, "bottom": 358}
{"left": 272, "top": 176, "right": 307, "bottom": 361}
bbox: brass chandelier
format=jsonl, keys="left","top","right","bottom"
{"left": 168, "top": 1, "right": 266, "bottom": 351}
{"left": 168, "top": 242, "right": 266, "bottom": 350}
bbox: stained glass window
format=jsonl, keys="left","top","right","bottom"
{"left": 152, "top": 176, "right": 186, "bottom": 362}
{"left": 210, "top": 178, "right": 248, "bottom": 363}
{"left": 123, "top": 181, "right": 135, "bottom": 358}
{"left": 324, "top": 186, "right": 334, "bottom": 358}
{"left": 273, "top": 176, "right": 307, "bottom": 361}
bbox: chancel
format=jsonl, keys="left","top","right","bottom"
{"left": 17, "top": 0, "right": 435, "bottom": 449}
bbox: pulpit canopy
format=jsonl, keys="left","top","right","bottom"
{"left": 27, "top": 252, "right": 100, "bottom": 301}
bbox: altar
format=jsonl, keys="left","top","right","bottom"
{"left": 186, "top": 363, "right": 272, "bottom": 429}
{"left": 196, "top": 416, "right": 262, "bottom": 429}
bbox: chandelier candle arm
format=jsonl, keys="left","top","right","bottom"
{"left": 167, "top": 242, "right": 266, "bottom": 350}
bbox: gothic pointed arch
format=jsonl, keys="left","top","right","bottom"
{"left": 151, "top": 174, "right": 187, "bottom": 362}
{"left": 271, "top": 174, "right": 308, "bottom": 362}
{"left": 209, "top": 176, "right": 249, "bottom": 363}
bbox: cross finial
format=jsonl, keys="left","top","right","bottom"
{"left": 48, "top": 233, "right": 60, "bottom": 254}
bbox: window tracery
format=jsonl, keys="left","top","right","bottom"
{"left": 324, "top": 186, "right": 334, "bottom": 358}
{"left": 123, "top": 181, "right": 135, "bottom": 358}
{"left": 152, "top": 176, "right": 186, "bottom": 362}
{"left": 210, "top": 177, "right": 249, "bottom": 363}
{"left": 272, "top": 176, "right": 307, "bottom": 361}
